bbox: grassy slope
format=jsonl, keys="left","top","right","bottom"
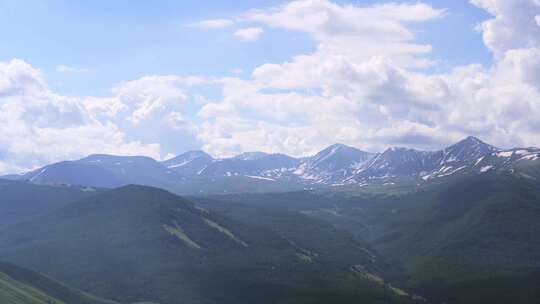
{"left": 0, "top": 179, "right": 97, "bottom": 229}
{"left": 0, "top": 262, "right": 121, "bottom": 304}
{"left": 207, "top": 169, "right": 540, "bottom": 304}
{"left": 0, "top": 185, "right": 419, "bottom": 304}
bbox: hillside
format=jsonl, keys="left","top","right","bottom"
{"left": 206, "top": 169, "right": 540, "bottom": 304}
{"left": 0, "top": 179, "right": 98, "bottom": 228}
{"left": 0, "top": 261, "right": 121, "bottom": 304}
{"left": 0, "top": 185, "right": 420, "bottom": 304}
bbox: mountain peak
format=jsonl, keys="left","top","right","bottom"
{"left": 326, "top": 143, "right": 348, "bottom": 149}
{"left": 460, "top": 136, "right": 487, "bottom": 146}
{"left": 316, "top": 143, "right": 361, "bottom": 156}
{"left": 381, "top": 146, "right": 425, "bottom": 155}
{"left": 304, "top": 143, "right": 374, "bottom": 174}
{"left": 448, "top": 136, "right": 498, "bottom": 151}
{"left": 234, "top": 151, "right": 269, "bottom": 161}
{"left": 437, "top": 136, "right": 498, "bottom": 166}
{"left": 162, "top": 150, "right": 213, "bottom": 172}
{"left": 164, "top": 150, "right": 212, "bottom": 162}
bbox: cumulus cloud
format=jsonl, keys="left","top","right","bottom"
{"left": 470, "top": 0, "right": 540, "bottom": 57}
{"left": 234, "top": 27, "right": 264, "bottom": 41}
{"left": 112, "top": 76, "right": 190, "bottom": 124}
{"left": 0, "top": 59, "right": 204, "bottom": 174}
{"left": 242, "top": 0, "right": 444, "bottom": 68}
{"left": 3, "top": 0, "right": 540, "bottom": 172}
{"left": 194, "top": 0, "right": 540, "bottom": 156}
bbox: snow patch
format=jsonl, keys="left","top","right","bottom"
{"left": 520, "top": 154, "right": 539, "bottom": 161}
{"left": 474, "top": 157, "right": 484, "bottom": 166}
{"left": 497, "top": 151, "right": 514, "bottom": 158}
{"left": 480, "top": 166, "right": 493, "bottom": 173}
{"left": 30, "top": 168, "right": 48, "bottom": 182}
{"left": 244, "top": 175, "right": 276, "bottom": 181}
{"left": 168, "top": 159, "right": 192, "bottom": 169}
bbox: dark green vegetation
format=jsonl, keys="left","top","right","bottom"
{"left": 169, "top": 175, "right": 305, "bottom": 195}
{"left": 0, "top": 179, "right": 97, "bottom": 228}
{"left": 0, "top": 184, "right": 420, "bottom": 304}
{"left": 203, "top": 167, "right": 540, "bottom": 304}
{"left": 0, "top": 261, "right": 121, "bottom": 304}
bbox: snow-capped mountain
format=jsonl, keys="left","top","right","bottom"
{"left": 349, "top": 136, "right": 507, "bottom": 182}
{"left": 346, "top": 136, "right": 540, "bottom": 183}
{"left": 162, "top": 151, "right": 213, "bottom": 176}
{"left": 198, "top": 153, "right": 300, "bottom": 178}
{"left": 293, "top": 144, "right": 375, "bottom": 183}
{"left": 234, "top": 152, "right": 269, "bottom": 161}
{"left": 5, "top": 137, "right": 540, "bottom": 193}
{"left": 352, "top": 147, "right": 435, "bottom": 180}
{"left": 437, "top": 136, "right": 498, "bottom": 165}
{"left": 418, "top": 136, "right": 498, "bottom": 180}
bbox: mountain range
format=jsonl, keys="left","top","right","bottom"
{"left": 1, "top": 136, "right": 539, "bottom": 303}
{"left": 6, "top": 136, "right": 540, "bottom": 194}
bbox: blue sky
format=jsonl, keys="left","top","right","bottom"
{"left": 1, "top": 0, "right": 490, "bottom": 95}
{"left": 0, "top": 0, "right": 539, "bottom": 174}
{"left": 1, "top": 0, "right": 312, "bottom": 95}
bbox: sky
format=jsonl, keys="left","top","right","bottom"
{"left": 0, "top": 0, "right": 540, "bottom": 174}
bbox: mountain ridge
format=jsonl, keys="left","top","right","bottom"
{"left": 5, "top": 137, "right": 540, "bottom": 194}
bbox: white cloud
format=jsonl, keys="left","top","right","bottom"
{"left": 242, "top": 0, "right": 444, "bottom": 68}
{"left": 234, "top": 27, "right": 264, "bottom": 41}
{"left": 0, "top": 59, "right": 205, "bottom": 174}
{"left": 3, "top": 1, "right": 540, "bottom": 173}
{"left": 56, "top": 65, "right": 90, "bottom": 73}
{"left": 0, "top": 58, "right": 46, "bottom": 96}
{"left": 470, "top": 0, "right": 540, "bottom": 57}
{"left": 104, "top": 75, "right": 207, "bottom": 125}
{"left": 194, "top": 0, "right": 540, "bottom": 156}
{"left": 189, "top": 18, "right": 234, "bottom": 29}
{"left": 164, "top": 111, "right": 194, "bottom": 131}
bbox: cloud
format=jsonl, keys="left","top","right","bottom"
{"left": 0, "top": 58, "right": 47, "bottom": 96}
{"left": 188, "top": 18, "right": 234, "bottom": 29}
{"left": 0, "top": 59, "right": 206, "bottom": 174}
{"left": 234, "top": 27, "right": 264, "bottom": 41}
{"left": 470, "top": 0, "right": 540, "bottom": 57}
{"left": 111, "top": 76, "right": 190, "bottom": 125}
{"left": 3, "top": 1, "right": 540, "bottom": 173}
{"left": 241, "top": 0, "right": 444, "bottom": 67}
{"left": 164, "top": 111, "right": 192, "bottom": 131}
{"left": 56, "top": 65, "right": 90, "bottom": 73}
{"left": 193, "top": 0, "right": 540, "bottom": 156}
{"left": 83, "top": 75, "right": 207, "bottom": 125}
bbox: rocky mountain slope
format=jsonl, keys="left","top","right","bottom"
{"left": 6, "top": 137, "right": 540, "bottom": 194}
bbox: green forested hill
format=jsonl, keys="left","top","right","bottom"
{"left": 0, "top": 179, "right": 98, "bottom": 228}
{"left": 0, "top": 261, "right": 121, "bottom": 304}
{"left": 0, "top": 185, "right": 420, "bottom": 304}
{"left": 206, "top": 170, "right": 540, "bottom": 304}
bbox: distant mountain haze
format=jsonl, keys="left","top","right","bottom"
{"left": 6, "top": 136, "right": 539, "bottom": 194}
